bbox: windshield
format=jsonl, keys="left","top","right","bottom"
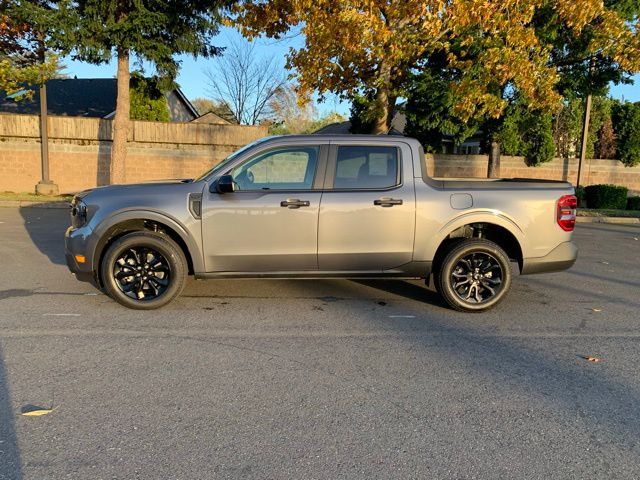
{"left": 194, "top": 137, "right": 273, "bottom": 181}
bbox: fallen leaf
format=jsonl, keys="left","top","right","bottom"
{"left": 580, "top": 356, "right": 601, "bottom": 363}
{"left": 20, "top": 405, "right": 57, "bottom": 417}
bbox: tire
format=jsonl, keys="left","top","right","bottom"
{"left": 100, "top": 231, "right": 187, "bottom": 310}
{"left": 435, "top": 239, "right": 512, "bottom": 312}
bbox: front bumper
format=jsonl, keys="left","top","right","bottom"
{"left": 65, "top": 225, "right": 97, "bottom": 284}
{"left": 521, "top": 241, "right": 578, "bottom": 275}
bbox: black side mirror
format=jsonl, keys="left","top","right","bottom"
{"left": 212, "top": 174, "right": 235, "bottom": 194}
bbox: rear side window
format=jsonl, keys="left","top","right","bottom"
{"left": 333, "top": 146, "right": 399, "bottom": 189}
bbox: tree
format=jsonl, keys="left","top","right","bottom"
{"left": 267, "top": 84, "right": 345, "bottom": 134}
{"left": 551, "top": 97, "right": 616, "bottom": 158}
{"left": 233, "top": 0, "right": 640, "bottom": 135}
{"left": 191, "top": 97, "right": 237, "bottom": 123}
{"left": 595, "top": 116, "right": 616, "bottom": 159}
{"left": 65, "top": 0, "right": 230, "bottom": 183}
{"left": 403, "top": 56, "right": 481, "bottom": 152}
{"left": 204, "top": 38, "right": 287, "bottom": 125}
{"left": 613, "top": 101, "right": 640, "bottom": 167}
{"left": 129, "top": 74, "right": 170, "bottom": 122}
{"left": 0, "top": 3, "right": 62, "bottom": 99}
{"left": 495, "top": 103, "right": 555, "bottom": 166}
{"left": 267, "top": 83, "right": 315, "bottom": 133}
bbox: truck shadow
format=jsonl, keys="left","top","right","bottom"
{"left": 0, "top": 344, "right": 22, "bottom": 479}
{"left": 334, "top": 279, "right": 640, "bottom": 454}
{"left": 19, "top": 207, "right": 68, "bottom": 266}
{"left": 353, "top": 279, "right": 447, "bottom": 308}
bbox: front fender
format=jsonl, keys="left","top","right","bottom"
{"left": 89, "top": 209, "right": 204, "bottom": 274}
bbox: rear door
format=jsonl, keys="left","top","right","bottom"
{"left": 318, "top": 141, "right": 416, "bottom": 271}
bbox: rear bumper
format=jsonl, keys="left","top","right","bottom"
{"left": 521, "top": 241, "right": 578, "bottom": 275}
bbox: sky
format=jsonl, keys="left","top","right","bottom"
{"left": 61, "top": 26, "right": 640, "bottom": 117}
{"left": 61, "top": 27, "right": 350, "bottom": 117}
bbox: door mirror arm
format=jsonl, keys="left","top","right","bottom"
{"left": 211, "top": 174, "right": 235, "bottom": 194}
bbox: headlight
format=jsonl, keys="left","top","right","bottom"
{"left": 70, "top": 197, "right": 88, "bottom": 228}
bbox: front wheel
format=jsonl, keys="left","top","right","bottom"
{"left": 435, "top": 239, "right": 512, "bottom": 312}
{"left": 100, "top": 232, "right": 187, "bottom": 310}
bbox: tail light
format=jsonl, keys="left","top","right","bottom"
{"left": 557, "top": 195, "right": 577, "bottom": 231}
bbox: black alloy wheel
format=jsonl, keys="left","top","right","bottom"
{"left": 436, "top": 239, "right": 512, "bottom": 312}
{"left": 450, "top": 251, "right": 504, "bottom": 304}
{"left": 100, "top": 232, "right": 187, "bottom": 309}
{"left": 113, "top": 246, "right": 171, "bottom": 301}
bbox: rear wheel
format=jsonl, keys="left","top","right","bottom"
{"left": 435, "top": 239, "right": 512, "bottom": 312}
{"left": 100, "top": 232, "right": 187, "bottom": 309}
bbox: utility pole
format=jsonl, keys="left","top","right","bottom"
{"left": 35, "top": 36, "right": 58, "bottom": 196}
{"left": 576, "top": 57, "right": 594, "bottom": 189}
{"left": 576, "top": 94, "right": 592, "bottom": 189}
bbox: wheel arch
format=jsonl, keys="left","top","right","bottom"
{"left": 91, "top": 211, "right": 202, "bottom": 282}
{"left": 431, "top": 217, "right": 525, "bottom": 275}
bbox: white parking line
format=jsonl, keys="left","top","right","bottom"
{"left": 389, "top": 315, "right": 416, "bottom": 318}
{"left": 43, "top": 313, "right": 81, "bottom": 317}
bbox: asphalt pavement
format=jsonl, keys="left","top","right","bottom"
{"left": 1, "top": 207, "right": 640, "bottom": 479}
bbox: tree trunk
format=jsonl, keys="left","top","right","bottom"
{"left": 370, "top": 87, "right": 392, "bottom": 135}
{"left": 487, "top": 140, "right": 501, "bottom": 178}
{"left": 111, "top": 48, "right": 130, "bottom": 184}
{"left": 370, "top": 60, "right": 394, "bottom": 135}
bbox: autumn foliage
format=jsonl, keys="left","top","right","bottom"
{"left": 233, "top": 0, "right": 640, "bottom": 133}
{"left": 0, "top": 14, "right": 57, "bottom": 98}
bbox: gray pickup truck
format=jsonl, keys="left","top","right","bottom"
{"left": 65, "top": 135, "right": 578, "bottom": 312}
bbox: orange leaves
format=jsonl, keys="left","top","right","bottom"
{"left": 232, "top": 0, "right": 640, "bottom": 125}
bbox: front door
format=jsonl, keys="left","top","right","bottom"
{"left": 318, "top": 143, "right": 416, "bottom": 271}
{"left": 202, "top": 144, "right": 325, "bottom": 272}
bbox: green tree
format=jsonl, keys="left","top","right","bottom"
{"left": 129, "top": 74, "right": 170, "bottom": 122}
{"left": 348, "top": 94, "right": 377, "bottom": 135}
{"left": 65, "top": 0, "right": 231, "bottom": 183}
{"left": 402, "top": 55, "right": 481, "bottom": 152}
{"left": 595, "top": 115, "right": 616, "bottom": 159}
{"left": 613, "top": 101, "right": 640, "bottom": 167}
{"left": 0, "top": 2, "right": 67, "bottom": 99}
{"left": 495, "top": 104, "right": 555, "bottom": 166}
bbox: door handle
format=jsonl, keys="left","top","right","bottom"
{"left": 374, "top": 197, "right": 403, "bottom": 207}
{"left": 280, "top": 198, "right": 311, "bottom": 209}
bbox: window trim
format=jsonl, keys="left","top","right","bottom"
{"left": 324, "top": 144, "right": 403, "bottom": 192}
{"left": 225, "top": 144, "right": 328, "bottom": 193}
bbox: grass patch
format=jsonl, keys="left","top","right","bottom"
{"left": 578, "top": 208, "right": 640, "bottom": 218}
{"left": 0, "top": 192, "right": 73, "bottom": 202}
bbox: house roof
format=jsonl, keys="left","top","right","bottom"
{"left": 1, "top": 79, "right": 117, "bottom": 117}
{"left": 0, "top": 78, "right": 197, "bottom": 120}
{"left": 191, "top": 111, "right": 230, "bottom": 125}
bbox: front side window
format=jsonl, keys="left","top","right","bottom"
{"left": 333, "top": 146, "right": 399, "bottom": 189}
{"left": 232, "top": 146, "right": 319, "bottom": 191}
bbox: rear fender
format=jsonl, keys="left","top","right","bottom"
{"left": 420, "top": 210, "right": 527, "bottom": 261}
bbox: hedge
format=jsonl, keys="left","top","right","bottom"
{"left": 628, "top": 196, "right": 640, "bottom": 211}
{"left": 584, "top": 184, "right": 629, "bottom": 210}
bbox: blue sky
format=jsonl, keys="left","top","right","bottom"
{"left": 61, "top": 26, "right": 640, "bottom": 117}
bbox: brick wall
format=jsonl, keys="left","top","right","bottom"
{"left": 427, "top": 154, "right": 640, "bottom": 194}
{"left": 0, "top": 113, "right": 267, "bottom": 194}
{"left": 2, "top": 112, "right": 640, "bottom": 195}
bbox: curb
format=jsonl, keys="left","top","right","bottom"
{"left": 576, "top": 216, "right": 640, "bottom": 224}
{"left": 0, "top": 200, "right": 70, "bottom": 209}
